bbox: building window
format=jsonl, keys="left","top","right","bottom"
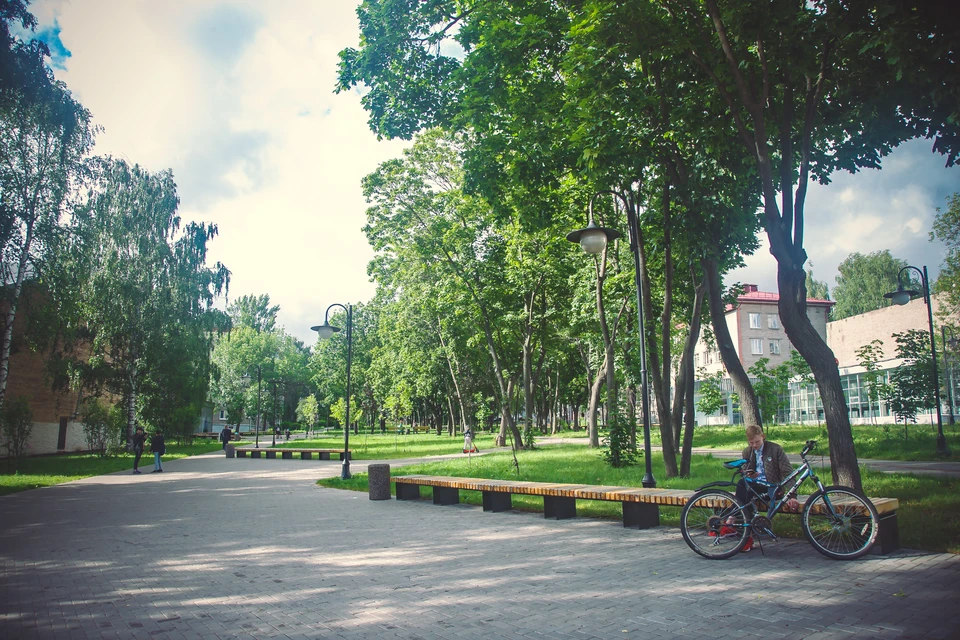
{"left": 219, "top": 410, "right": 226, "bottom": 420}
{"left": 768, "top": 315, "right": 780, "bottom": 329}
{"left": 750, "top": 338, "right": 763, "bottom": 355}
{"left": 694, "top": 353, "right": 700, "bottom": 367}
{"left": 705, "top": 351, "right": 712, "bottom": 365}
{"left": 770, "top": 339, "right": 781, "bottom": 355}
{"left": 749, "top": 312, "right": 761, "bottom": 329}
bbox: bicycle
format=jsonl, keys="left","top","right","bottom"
{"left": 680, "top": 440, "right": 879, "bottom": 560}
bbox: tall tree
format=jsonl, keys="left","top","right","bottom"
{"left": 0, "top": 15, "right": 95, "bottom": 409}
{"left": 73, "top": 158, "right": 229, "bottom": 445}
{"left": 931, "top": 193, "right": 960, "bottom": 315}
{"left": 832, "top": 251, "right": 912, "bottom": 320}
{"left": 805, "top": 267, "right": 830, "bottom": 302}
{"left": 228, "top": 294, "right": 279, "bottom": 333}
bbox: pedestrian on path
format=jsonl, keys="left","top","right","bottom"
{"left": 463, "top": 426, "right": 479, "bottom": 454}
{"left": 150, "top": 430, "right": 166, "bottom": 472}
{"left": 132, "top": 426, "right": 146, "bottom": 474}
{"left": 220, "top": 425, "right": 233, "bottom": 450}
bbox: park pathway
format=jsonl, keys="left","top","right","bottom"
{"left": 1, "top": 451, "right": 958, "bottom": 639}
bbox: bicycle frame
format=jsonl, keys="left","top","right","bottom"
{"left": 697, "top": 440, "right": 830, "bottom": 535}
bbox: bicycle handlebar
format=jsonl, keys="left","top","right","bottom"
{"left": 801, "top": 439, "right": 817, "bottom": 457}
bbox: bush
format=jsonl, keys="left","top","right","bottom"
{"left": 1, "top": 396, "right": 34, "bottom": 467}
{"left": 601, "top": 411, "right": 638, "bottom": 468}
{"left": 80, "top": 398, "right": 113, "bottom": 456}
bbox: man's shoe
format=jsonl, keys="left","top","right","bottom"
{"left": 158, "top": 469, "right": 163, "bottom": 472}
{"left": 152, "top": 469, "right": 160, "bottom": 473}
{"left": 133, "top": 470, "right": 141, "bottom": 474}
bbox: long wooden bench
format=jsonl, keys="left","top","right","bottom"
{"left": 392, "top": 475, "right": 900, "bottom": 554}
{"left": 234, "top": 447, "right": 350, "bottom": 461}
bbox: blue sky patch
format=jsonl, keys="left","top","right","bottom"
{"left": 191, "top": 5, "right": 262, "bottom": 68}
{"left": 13, "top": 19, "right": 72, "bottom": 70}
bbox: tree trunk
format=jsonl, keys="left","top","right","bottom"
{"left": 672, "top": 280, "right": 705, "bottom": 449}
{"left": 680, "top": 350, "right": 696, "bottom": 477}
{"left": 0, "top": 222, "right": 34, "bottom": 411}
{"left": 778, "top": 267, "right": 863, "bottom": 491}
{"left": 702, "top": 255, "right": 762, "bottom": 425}
{"left": 587, "top": 353, "right": 607, "bottom": 447}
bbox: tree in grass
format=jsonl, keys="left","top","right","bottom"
{"left": 884, "top": 330, "right": 935, "bottom": 440}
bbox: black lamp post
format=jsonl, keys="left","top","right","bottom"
{"left": 312, "top": 303, "right": 354, "bottom": 480}
{"left": 269, "top": 378, "right": 285, "bottom": 446}
{"left": 242, "top": 364, "right": 262, "bottom": 448}
{"left": 884, "top": 265, "right": 951, "bottom": 456}
{"left": 566, "top": 190, "right": 656, "bottom": 487}
{"left": 942, "top": 325, "right": 957, "bottom": 426}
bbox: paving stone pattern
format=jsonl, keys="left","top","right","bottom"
{"left": 1, "top": 453, "right": 959, "bottom": 639}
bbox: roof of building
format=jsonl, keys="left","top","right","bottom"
{"left": 726, "top": 284, "right": 834, "bottom": 311}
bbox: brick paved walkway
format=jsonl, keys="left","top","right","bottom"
{"left": 2, "top": 452, "right": 958, "bottom": 639}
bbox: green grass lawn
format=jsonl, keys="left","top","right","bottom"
{"left": 276, "top": 431, "right": 500, "bottom": 459}
{"left": 647, "top": 422, "right": 960, "bottom": 461}
{"left": 318, "top": 444, "right": 960, "bottom": 554}
{"left": 0, "top": 440, "right": 226, "bottom": 496}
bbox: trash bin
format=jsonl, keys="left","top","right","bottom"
{"left": 368, "top": 463, "right": 390, "bottom": 500}
{"left": 225, "top": 444, "right": 235, "bottom": 459}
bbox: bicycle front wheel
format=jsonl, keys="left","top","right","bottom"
{"left": 680, "top": 490, "right": 749, "bottom": 559}
{"left": 802, "top": 486, "right": 879, "bottom": 560}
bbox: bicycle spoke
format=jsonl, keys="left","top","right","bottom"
{"left": 802, "top": 487, "right": 878, "bottom": 560}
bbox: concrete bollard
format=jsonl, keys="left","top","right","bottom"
{"left": 225, "top": 444, "right": 235, "bottom": 459}
{"left": 368, "top": 463, "right": 391, "bottom": 501}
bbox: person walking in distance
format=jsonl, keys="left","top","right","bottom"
{"left": 132, "top": 425, "right": 146, "bottom": 474}
{"left": 220, "top": 424, "right": 233, "bottom": 450}
{"left": 150, "top": 429, "right": 166, "bottom": 473}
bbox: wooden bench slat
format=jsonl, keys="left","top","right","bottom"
{"left": 391, "top": 475, "right": 897, "bottom": 513}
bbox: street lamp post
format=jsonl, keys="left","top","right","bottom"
{"left": 242, "top": 365, "right": 262, "bottom": 448}
{"left": 312, "top": 303, "right": 353, "bottom": 480}
{"left": 269, "top": 378, "right": 285, "bottom": 446}
{"left": 884, "top": 265, "right": 952, "bottom": 456}
{"left": 942, "top": 326, "right": 957, "bottom": 426}
{"left": 566, "top": 190, "right": 656, "bottom": 487}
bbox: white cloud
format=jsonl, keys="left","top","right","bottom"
{"left": 40, "top": 0, "right": 409, "bottom": 346}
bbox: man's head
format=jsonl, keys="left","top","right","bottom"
{"left": 745, "top": 424, "right": 765, "bottom": 451}
{"left": 136, "top": 426, "right": 144, "bottom": 433}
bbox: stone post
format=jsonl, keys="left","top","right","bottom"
{"left": 225, "top": 444, "right": 235, "bottom": 459}
{"left": 368, "top": 463, "right": 391, "bottom": 500}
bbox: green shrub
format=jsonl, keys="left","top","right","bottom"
{"left": 1, "top": 396, "right": 34, "bottom": 467}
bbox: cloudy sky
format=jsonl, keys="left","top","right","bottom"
{"left": 27, "top": 0, "right": 960, "bottom": 343}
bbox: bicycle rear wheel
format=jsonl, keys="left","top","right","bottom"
{"left": 802, "top": 486, "right": 879, "bottom": 560}
{"left": 680, "top": 490, "right": 749, "bottom": 559}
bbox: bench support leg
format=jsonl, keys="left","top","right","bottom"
{"left": 873, "top": 511, "right": 900, "bottom": 554}
{"left": 544, "top": 496, "right": 576, "bottom": 519}
{"left": 265, "top": 451, "right": 276, "bottom": 459}
{"left": 319, "top": 452, "right": 330, "bottom": 460}
{"left": 433, "top": 486, "right": 459, "bottom": 506}
{"left": 340, "top": 452, "right": 351, "bottom": 461}
{"left": 395, "top": 483, "right": 421, "bottom": 500}
{"left": 281, "top": 451, "right": 293, "bottom": 459}
{"left": 622, "top": 502, "right": 660, "bottom": 529}
{"left": 300, "top": 452, "right": 311, "bottom": 460}
{"left": 483, "top": 492, "right": 512, "bottom": 512}
{"left": 237, "top": 450, "right": 247, "bottom": 458}
{"left": 251, "top": 450, "right": 262, "bottom": 459}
